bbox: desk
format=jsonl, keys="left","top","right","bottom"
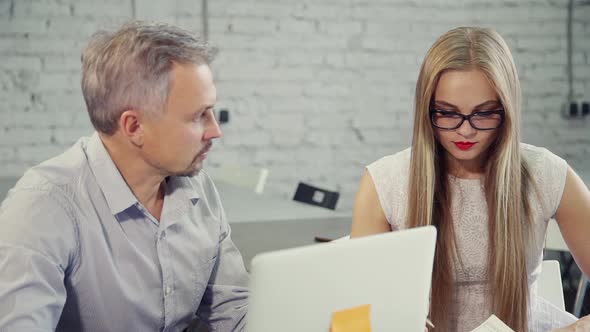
{"left": 214, "top": 181, "right": 352, "bottom": 268}
{"left": 214, "top": 181, "right": 350, "bottom": 223}
{"left": 230, "top": 217, "right": 350, "bottom": 270}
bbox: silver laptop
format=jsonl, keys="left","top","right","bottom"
{"left": 246, "top": 226, "right": 437, "bottom": 332}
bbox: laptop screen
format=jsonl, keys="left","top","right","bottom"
{"left": 246, "top": 226, "right": 437, "bottom": 332}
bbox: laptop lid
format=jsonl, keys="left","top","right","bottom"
{"left": 246, "top": 226, "right": 437, "bottom": 332}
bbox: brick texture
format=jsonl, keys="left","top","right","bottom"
{"left": 1, "top": 0, "right": 589, "bottom": 211}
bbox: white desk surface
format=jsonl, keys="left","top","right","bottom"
{"left": 230, "top": 217, "right": 351, "bottom": 270}
{"left": 212, "top": 180, "right": 354, "bottom": 269}
{"left": 213, "top": 181, "right": 353, "bottom": 268}
{"left": 214, "top": 181, "right": 351, "bottom": 224}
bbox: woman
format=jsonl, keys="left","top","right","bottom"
{"left": 351, "top": 27, "right": 590, "bottom": 331}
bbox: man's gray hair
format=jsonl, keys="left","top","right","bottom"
{"left": 81, "top": 21, "right": 217, "bottom": 134}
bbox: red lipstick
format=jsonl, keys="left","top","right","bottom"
{"left": 454, "top": 141, "right": 476, "bottom": 151}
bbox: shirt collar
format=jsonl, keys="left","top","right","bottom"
{"left": 167, "top": 175, "right": 201, "bottom": 206}
{"left": 85, "top": 132, "right": 139, "bottom": 216}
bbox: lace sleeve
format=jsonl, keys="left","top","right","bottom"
{"left": 366, "top": 149, "right": 411, "bottom": 230}
{"left": 523, "top": 145, "right": 568, "bottom": 220}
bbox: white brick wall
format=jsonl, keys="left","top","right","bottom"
{"left": 1, "top": 0, "right": 589, "bottom": 211}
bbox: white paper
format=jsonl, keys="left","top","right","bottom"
{"left": 470, "top": 315, "right": 515, "bottom": 332}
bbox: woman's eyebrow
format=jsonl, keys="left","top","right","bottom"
{"left": 473, "top": 100, "right": 501, "bottom": 108}
{"left": 433, "top": 99, "right": 501, "bottom": 111}
{"left": 433, "top": 100, "right": 458, "bottom": 110}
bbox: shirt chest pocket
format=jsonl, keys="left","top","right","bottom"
{"left": 166, "top": 216, "right": 221, "bottom": 302}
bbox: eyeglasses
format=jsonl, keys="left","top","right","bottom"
{"left": 430, "top": 108, "right": 505, "bottom": 130}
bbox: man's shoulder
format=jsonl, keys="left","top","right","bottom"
{"left": 12, "top": 137, "right": 92, "bottom": 202}
{"left": 0, "top": 139, "right": 91, "bottom": 253}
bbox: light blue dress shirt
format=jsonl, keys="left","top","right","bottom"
{"left": 0, "top": 133, "right": 248, "bottom": 331}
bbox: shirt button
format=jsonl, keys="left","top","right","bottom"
{"left": 165, "top": 286, "right": 171, "bottom": 296}
{"left": 160, "top": 231, "right": 166, "bottom": 240}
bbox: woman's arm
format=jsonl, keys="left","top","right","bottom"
{"left": 551, "top": 315, "right": 590, "bottom": 332}
{"left": 554, "top": 166, "right": 590, "bottom": 277}
{"left": 350, "top": 170, "right": 392, "bottom": 238}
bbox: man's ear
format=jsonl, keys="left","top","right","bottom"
{"left": 119, "top": 109, "right": 144, "bottom": 147}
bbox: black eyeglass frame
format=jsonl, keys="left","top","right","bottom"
{"left": 429, "top": 108, "right": 505, "bottom": 131}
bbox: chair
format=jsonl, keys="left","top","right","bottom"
{"left": 539, "top": 260, "right": 566, "bottom": 310}
{"left": 545, "top": 219, "right": 588, "bottom": 317}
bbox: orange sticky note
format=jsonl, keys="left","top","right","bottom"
{"left": 330, "top": 304, "right": 372, "bottom": 332}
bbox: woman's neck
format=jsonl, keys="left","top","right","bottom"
{"left": 445, "top": 152, "right": 486, "bottom": 179}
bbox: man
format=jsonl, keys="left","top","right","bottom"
{"left": 0, "top": 21, "right": 248, "bottom": 331}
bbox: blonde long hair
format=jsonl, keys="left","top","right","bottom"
{"left": 408, "top": 27, "right": 533, "bottom": 331}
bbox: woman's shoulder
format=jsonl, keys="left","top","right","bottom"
{"left": 366, "top": 148, "right": 412, "bottom": 228}
{"left": 368, "top": 147, "right": 412, "bottom": 172}
{"left": 521, "top": 143, "right": 567, "bottom": 171}
{"left": 521, "top": 143, "right": 552, "bottom": 159}
{"left": 521, "top": 143, "right": 569, "bottom": 219}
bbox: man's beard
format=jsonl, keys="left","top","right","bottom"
{"left": 176, "top": 162, "right": 202, "bottom": 177}
{"left": 174, "top": 142, "right": 211, "bottom": 177}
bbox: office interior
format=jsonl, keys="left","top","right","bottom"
{"left": 0, "top": 0, "right": 589, "bottom": 327}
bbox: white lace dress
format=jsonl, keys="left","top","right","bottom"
{"left": 367, "top": 144, "right": 578, "bottom": 332}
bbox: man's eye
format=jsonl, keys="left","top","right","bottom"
{"left": 193, "top": 112, "right": 207, "bottom": 121}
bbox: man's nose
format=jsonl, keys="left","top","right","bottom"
{"left": 203, "top": 115, "right": 222, "bottom": 140}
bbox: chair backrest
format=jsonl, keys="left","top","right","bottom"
{"left": 543, "top": 220, "right": 590, "bottom": 317}
{"left": 538, "top": 260, "right": 565, "bottom": 310}
{"left": 545, "top": 219, "right": 568, "bottom": 252}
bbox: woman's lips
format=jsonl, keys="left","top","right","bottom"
{"left": 454, "top": 142, "right": 476, "bottom": 151}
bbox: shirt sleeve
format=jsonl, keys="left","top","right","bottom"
{"left": 0, "top": 188, "right": 78, "bottom": 331}
{"left": 196, "top": 206, "right": 249, "bottom": 332}
{"left": 525, "top": 146, "right": 569, "bottom": 220}
{"left": 366, "top": 149, "right": 412, "bottom": 230}
{"left": 542, "top": 150, "right": 568, "bottom": 219}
